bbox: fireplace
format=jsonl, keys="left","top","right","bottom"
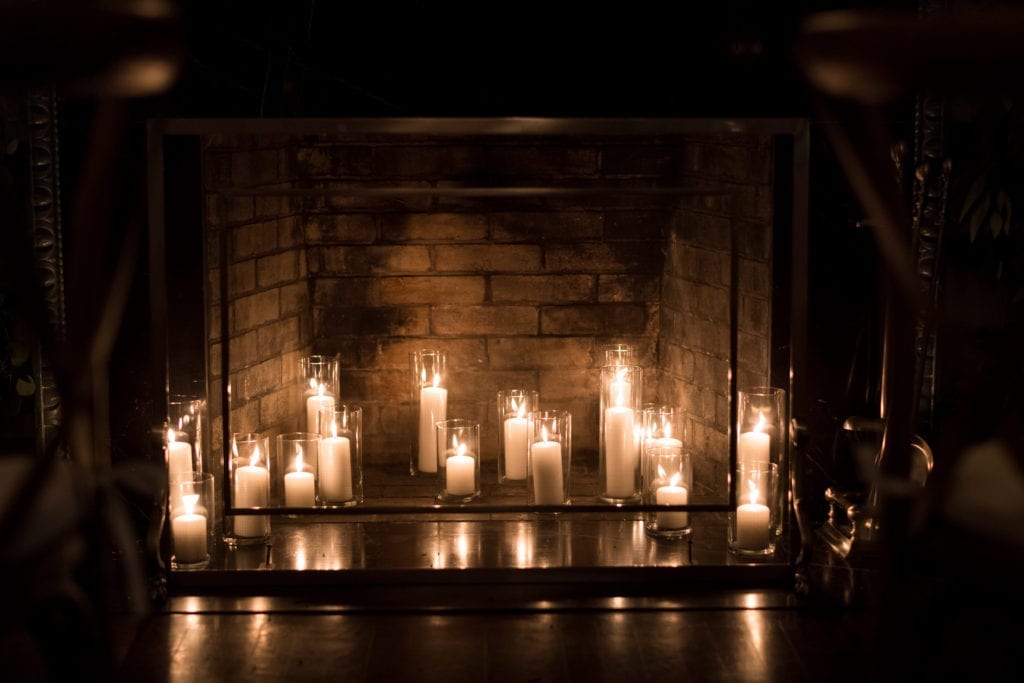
{"left": 149, "top": 117, "right": 807, "bottom": 584}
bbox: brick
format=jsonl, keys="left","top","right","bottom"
{"left": 376, "top": 338, "right": 487, "bottom": 370}
{"left": 205, "top": 193, "right": 254, "bottom": 227}
{"left": 603, "top": 210, "right": 670, "bottom": 241}
{"left": 697, "top": 319, "right": 730, "bottom": 359}
{"left": 316, "top": 306, "right": 430, "bottom": 338}
{"left": 692, "top": 248, "right": 730, "bottom": 287}
{"left": 295, "top": 146, "right": 333, "bottom": 176}
{"left": 371, "top": 146, "right": 477, "bottom": 179}
{"left": 203, "top": 151, "right": 232, "bottom": 189}
{"left": 313, "top": 277, "right": 378, "bottom": 307}
{"left": 678, "top": 210, "right": 731, "bottom": 251}
{"left": 492, "top": 275, "right": 594, "bottom": 304}
{"left": 432, "top": 305, "right": 537, "bottom": 336}
{"left": 227, "top": 400, "right": 261, "bottom": 436}
{"left": 601, "top": 144, "right": 683, "bottom": 177}
{"left": 538, "top": 369, "right": 600, "bottom": 400}
{"left": 280, "top": 350, "right": 306, "bottom": 386}
{"left": 381, "top": 213, "right": 487, "bottom": 241}
{"left": 208, "top": 304, "right": 221, "bottom": 342}
{"left": 482, "top": 146, "right": 599, "bottom": 178}
{"left": 317, "top": 181, "right": 435, "bottom": 213}
{"left": 226, "top": 330, "right": 259, "bottom": 372}
{"left": 488, "top": 337, "right": 594, "bottom": 370}
{"left": 259, "top": 385, "right": 302, "bottom": 430}
{"left": 738, "top": 332, "right": 767, "bottom": 374}
{"left": 254, "top": 193, "right": 293, "bottom": 220}
{"left": 231, "top": 148, "right": 285, "bottom": 187}
{"left": 694, "top": 354, "right": 731, "bottom": 395}
{"left": 257, "top": 316, "right": 301, "bottom": 360}
{"left": 233, "top": 221, "right": 278, "bottom": 259}
{"left": 305, "top": 214, "right": 377, "bottom": 244}
{"left": 279, "top": 281, "right": 308, "bottom": 316}
{"left": 740, "top": 295, "right": 770, "bottom": 334}
{"left": 738, "top": 258, "right": 770, "bottom": 294}
{"left": 235, "top": 356, "right": 282, "bottom": 400}
{"left": 541, "top": 304, "right": 649, "bottom": 336}
{"left": 660, "top": 276, "right": 692, "bottom": 315}
{"left": 341, "top": 369, "right": 408, "bottom": 401}
{"left": 255, "top": 251, "right": 297, "bottom": 288}
{"left": 378, "top": 276, "right": 485, "bottom": 304}
{"left": 277, "top": 215, "right": 304, "bottom": 249}
{"left": 491, "top": 212, "right": 602, "bottom": 242}
{"left": 693, "top": 283, "right": 730, "bottom": 322}
{"left": 232, "top": 289, "right": 279, "bottom": 332}
{"left": 545, "top": 243, "right": 660, "bottom": 273}
{"left": 435, "top": 245, "right": 542, "bottom": 273}
{"left": 597, "top": 274, "right": 660, "bottom": 303}
{"left": 736, "top": 219, "right": 771, "bottom": 260}
{"left": 658, "top": 343, "right": 695, "bottom": 382}
{"left": 314, "top": 245, "right": 432, "bottom": 275}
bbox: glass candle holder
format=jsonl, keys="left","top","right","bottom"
{"left": 436, "top": 419, "right": 480, "bottom": 503}
{"left": 300, "top": 354, "right": 340, "bottom": 434}
{"left": 167, "top": 395, "right": 207, "bottom": 482}
{"left": 318, "top": 404, "right": 363, "bottom": 506}
{"left": 225, "top": 432, "right": 271, "bottom": 545}
{"left": 737, "top": 386, "right": 788, "bottom": 537}
{"left": 601, "top": 342, "right": 636, "bottom": 367}
{"left": 277, "top": 432, "right": 321, "bottom": 508}
{"left": 728, "top": 462, "right": 779, "bottom": 557}
{"left": 170, "top": 472, "right": 214, "bottom": 569}
{"left": 599, "top": 364, "right": 643, "bottom": 503}
{"left": 496, "top": 389, "right": 539, "bottom": 484}
{"left": 643, "top": 445, "right": 693, "bottom": 539}
{"left": 641, "top": 404, "right": 686, "bottom": 460}
{"left": 410, "top": 349, "right": 448, "bottom": 475}
{"left": 527, "top": 409, "right": 572, "bottom": 506}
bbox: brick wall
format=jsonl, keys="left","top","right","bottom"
{"left": 202, "top": 131, "right": 773, "bottom": 500}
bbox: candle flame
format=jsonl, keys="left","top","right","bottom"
{"left": 331, "top": 420, "right": 338, "bottom": 439}
{"left": 747, "top": 478, "right": 760, "bottom": 505}
{"left": 295, "top": 446, "right": 304, "bottom": 472}
{"left": 657, "top": 464, "right": 667, "bottom": 480}
{"left": 670, "top": 471, "right": 682, "bottom": 488}
{"left": 167, "top": 428, "right": 177, "bottom": 444}
{"left": 250, "top": 446, "right": 261, "bottom": 467}
{"left": 317, "top": 383, "right": 325, "bottom": 397}
{"left": 432, "top": 372, "right": 441, "bottom": 388}
{"left": 309, "top": 377, "right": 318, "bottom": 390}
{"left": 754, "top": 411, "right": 767, "bottom": 433}
{"left": 457, "top": 441, "right": 467, "bottom": 457}
{"left": 421, "top": 366, "right": 427, "bottom": 385}
{"left": 183, "top": 493, "right": 199, "bottom": 516}
{"left": 664, "top": 422, "right": 673, "bottom": 439}
{"left": 541, "top": 425, "right": 549, "bottom": 442}
{"left": 451, "top": 435, "right": 459, "bottom": 451}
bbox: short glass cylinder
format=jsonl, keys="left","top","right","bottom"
{"left": 527, "top": 409, "right": 572, "bottom": 506}
{"left": 300, "top": 354, "right": 340, "bottom": 434}
{"left": 410, "top": 349, "right": 448, "bottom": 475}
{"left": 166, "top": 394, "right": 208, "bottom": 482}
{"left": 641, "top": 404, "right": 687, "bottom": 458}
{"left": 728, "top": 461, "right": 779, "bottom": 557}
{"left": 317, "top": 404, "right": 363, "bottom": 506}
{"left": 276, "top": 432, "right": 321, "bottom": 508}
{"left": 736, "top": 386, "right": 788, "bottom": 537}
{"left": 599, "top": 364, "right": 643, "bottom": 502}
{"left": 496, "top": 389, "right": 539, "bottom": 484}
{"left": 225, "top": 432, "right": 271, "bottom": 545}
{"left": 643, "top": 446, "right": 693, "bottom": 539}
{"left": 436, "top": 418, "right": 480, "bottom": 503}
{"left": 601, "top": 342, "right": 636, "bottom": 367}
{"left": 170, "top": 472, "right": 214, "bottom": 570}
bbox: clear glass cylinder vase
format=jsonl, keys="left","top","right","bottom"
{"left": 410, "top": 349, "right": 448, "bottom": 475}
{"left": 599, "top": 364, "right": 642, "bottom": 502}
{"left": 496, "top": 389, "right": 538, "bottom": 484}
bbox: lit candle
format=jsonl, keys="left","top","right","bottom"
{"left": 418, "top": 371, "right": 447, "bottom": 473}
{"left": 306, "top": 382, "right": 335, "bottom": 435}
{"left": 284, "top": 447, "right": 316, "bottom": 507}
{"left": 737, "top": 412, "right": 770, "bottom": 470}
{"left": 172, "top": 493, "right": 207, "bottom": 564}
{"left": 604, "top": 405, "right": 638, "bottom": 498}
{"left": 645, "top": 421, "right": 683, "bottom": 456}
{"left": 233, "top": 445, "right": 269, "bottom": 538}
{"left": 318, "top": 418, "right": 353, "bottom": 502}
{"left": 503, "top": 397, "right": 529, "bottom": 480}
{"left": 531, "top": 427, "right": 564, "bottom": 505}
{"left": 445, "top": 442, "right": 475, "bottom": 496}
{"left": 655, "top": 469, "right": 689, "bottom": 529}
{"left": 166, "top": 428, "right": 193, "bottom": 482}
{"left": 736, "top": 479, "right": 771, "bottom": 550}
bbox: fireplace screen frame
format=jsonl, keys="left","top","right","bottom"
{"left": 146, "top": 116, "right": 808, "bottom": 538}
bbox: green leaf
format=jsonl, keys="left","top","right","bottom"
{"left": 15, "top": 375, "right": 34, "bottom": 396}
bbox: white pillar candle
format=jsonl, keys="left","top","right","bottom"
{"left": 445, "top": 452, "right": 475, "bottom": 496}
{"left": 234, "top": 448, "right": 269, "bottom": 537}
{"left": 503, "top": 416, "right": 529, "bottom": 480}
{"left": 604, "top": 406, "right": 638, "bottom": 498}
{"left": 172, "top": 494, "right": 207, "bottom": 564}
{"left": 418, "top": 377, "right": 447, "bottom": 473}
{"left": 167, "top": 429, "right": 194, "bottom": 481}
{"left": 736, "top": 501, "right": 771, "bottom": 550}
{"left": 285, "top": 450, "right": 316, "bottom": 506}
{"left": 306, "top": 385, "right": 335, "bottom": 435}
{"left": 737, "top": 430, "right": 769, "bottom": 470}
{"left": 656, "top": 483, "right": 689, "bottom": 529}
{"left": 531, "top": 440, "right": 564, "bottom": 504}
{"left": 318, "top": 429, "right": 353, "bottom": 502}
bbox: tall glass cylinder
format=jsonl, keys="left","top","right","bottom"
{"left": 225, "top": 432, "right": 270, "bottom": 545}
{"left": 318, "top": 404, "right": 363, "bottom": 506}
{"left": 527, "top": 409, "right": 572, "bottom": 506}
{"left": 736, "top": 386, "right": 788, "bottom": 537}
{"left": 410, "top": 349, "right": 448, "bottom": 475}
{"left": 276, "top": 432, "right": 321, "bottom": 508}
{"left": 599, "top": 364, "right": 642, "bottom": 502}
{"left": 496, "top": 389, "right": 539, "bottom": 484}
{"left": 601, "top": 342, "right": 636, "bottom": 367}
{"left": 300, "top": 354, "right": 340, "bottom": 434}
{"left": 167, "top": 395, "right": 208, "bottom": 481}
{"left": 436, "top": 418, "right": 480, "bottom": 503}
{"left": 170, "top": 472, "right": 214, "bottom": 569}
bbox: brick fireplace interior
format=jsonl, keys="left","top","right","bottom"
{"left": 172, "top": 120, "right": 790, "bottom": 508}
